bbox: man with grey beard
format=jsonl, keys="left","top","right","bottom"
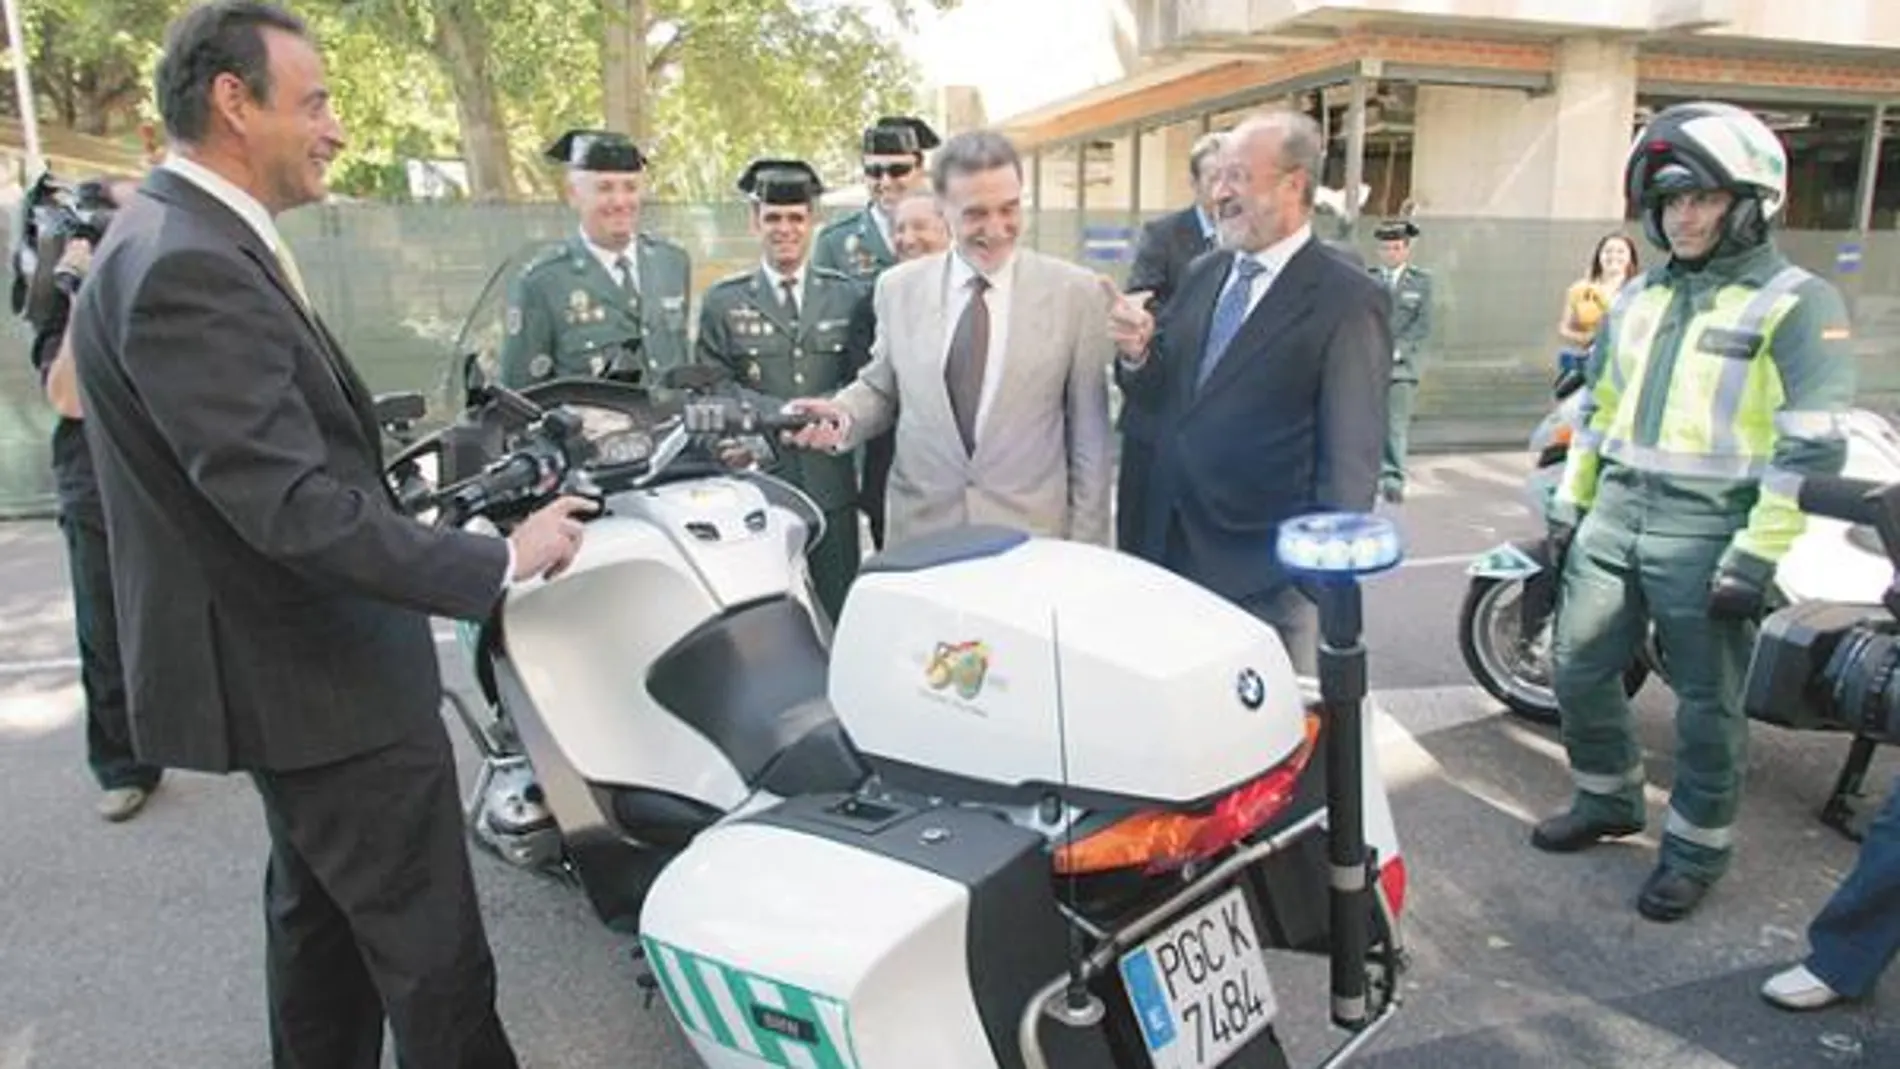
{"left": 1104, "top": 109, "right": 1390, "bottom": 674}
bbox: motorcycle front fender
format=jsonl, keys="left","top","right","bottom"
{"left": 1467, "top": 540, "right": 1546, "bottom": 580}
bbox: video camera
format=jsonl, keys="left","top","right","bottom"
{"left": 1743, "top": 476, "right": 1900, "bottom": 742}
{"left": 10, "top": 171, "right": 121, "bottom": 321}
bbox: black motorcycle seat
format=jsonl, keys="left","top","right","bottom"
{"left": 647, "top": 597, "right": 865, "bottom": 792}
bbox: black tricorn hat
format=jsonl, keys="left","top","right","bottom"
{"left": 545, "top": 128, "right": 647, "bottom": 173}
{"left": 862, "top": 116, "right": 941, "bottom": 156}
{"left": 738, "top": 158, "right": 825, "bottom": 205}
{"left": 1373, "top": 218, "right": 1420, "bottom": 241}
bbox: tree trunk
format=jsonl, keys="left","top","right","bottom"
{"left": 431, "top": 1, "right": 517, "bottom": 202}
{"left": 601, "top": 0, "right": 651, "bottom": 144}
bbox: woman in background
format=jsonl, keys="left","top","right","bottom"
{"left": 1557, "top": 233, "right": 1639, "bottom": 375}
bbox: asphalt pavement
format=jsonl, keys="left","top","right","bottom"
{"left": 0, "top": 450, "right": 1894, "bottom": 1069}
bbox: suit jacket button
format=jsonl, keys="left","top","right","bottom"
{"left": 793, "top": 348, "right": 804, "bottom": 359}
{"left": 793, "top": 372, "right": 806, "bottom": 385}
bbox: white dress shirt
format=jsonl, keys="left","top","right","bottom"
{"left": 163, "top": 154, "right": 285, "bottom": 255}
{"left": 762, "top": 259, "right": 807, "bottom": 314}
{"left": 583, "top": 229, "right": 640, "bottom": 293}
{"left": 944, "top": 249, "right": 1016, "bottom": 442}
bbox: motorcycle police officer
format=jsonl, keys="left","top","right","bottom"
{"left": 498, "top": 129, "right": 692, "bottom": 387}
{"left": 698, "top": 159, "right": 873, "bottom": 620}
{"left": 1535, "top": 101, "right": 1857, "bottom": 921}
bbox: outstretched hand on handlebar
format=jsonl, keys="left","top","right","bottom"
{"left": 783, "top": 398, "right": 851, "bottom": 453}
{"left": 508, "top": 496, "right": 597, "bottom": 582}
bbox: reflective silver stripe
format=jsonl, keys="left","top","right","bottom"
{"left": 1664, "top": 807, "right": 1734, "bottom": 850}
{"left": 1761, "top": 466, "right": 1803, "bottom": 499}
{"left": 1774, "top": 410, "right": 1849, "bottom": 440}
{"left": 1601, "top": 438, "right": 1765, "bottom": 480}
{"left": 1574, "top": 766, "right": 1645, "bottom": 796}
{"left": 1573, "top": 427, "right": 1605, "bottom": 451}
{"left": 1603, "top": 275, "right": 1650, "bottom": 393}
{"left": 1710, "top": 266, "right": 1813, "bottom": 456}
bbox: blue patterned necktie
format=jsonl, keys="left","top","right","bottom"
{"left": 1197, "top": 255, "right": 1267, "bottom": 389}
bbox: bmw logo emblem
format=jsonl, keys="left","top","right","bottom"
{"left": 1236, "top": 668, "right": 1265, "bottom": 710}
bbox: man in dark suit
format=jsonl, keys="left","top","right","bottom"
{"left": 69, "top": 4, "right": 591, "bottom": 1065}
{"left": 1105, "top": 110, "right": 1390, "bottom": 674}
{"left": 1116, "top": 132, "right": 1224, "bottom": 550}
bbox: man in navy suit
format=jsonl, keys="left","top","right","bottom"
{"left": 1105, "top": 110, "right": 1390, "bottom": 673}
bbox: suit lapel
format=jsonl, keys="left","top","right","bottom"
{"left": 1188, "top": 241, "right": 1322, "bottom": 410}
{"left": 750, "top": 268, "right": 798, "bottom": 341}
{"left": 911, "top": 253, "right": 956, "bottom": 441}
{"left": 978, "top": 253, "right": 1047, "bottom": 459}
{"left": 1170, "top": 255, "right": 1226, "bottom": 401}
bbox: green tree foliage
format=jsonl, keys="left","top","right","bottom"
{"left": 2, "top": 0, "right": 952, "bottom": 203}
{"left": 3, "top": 0, "right": 173, "bottom": 137}
{"left": 639, "top": 0, "right": 925, "bottom": 201}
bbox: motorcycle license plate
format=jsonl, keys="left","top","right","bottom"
{"left": 1119, "top": 886, "right": 1278, "bottom": 1068}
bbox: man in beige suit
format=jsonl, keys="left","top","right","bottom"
{"left": 787, "top": 130, "right": 1114, "bottom": 547}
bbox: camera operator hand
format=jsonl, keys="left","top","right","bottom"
{"left": 56, "top": 237, "right": 94, "bottom": 282}
{"left": 507, "top": 496, "right": 597, "bottom": 582}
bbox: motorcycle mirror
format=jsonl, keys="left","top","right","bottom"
{"left": 460, "top": 351, "right": 487, "bottom": 408}
{"left": 373, "top": 391, "right": 427, "bottom": 426}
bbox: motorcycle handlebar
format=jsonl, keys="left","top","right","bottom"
{"left": 681, "top": 401, "right": 819, "bottom": 437}
{"left": 1797, "top": 475, "right": 1887, "bottom": 527}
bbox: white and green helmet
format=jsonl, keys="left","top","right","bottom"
{"left": 1625, "top": 101, "right": 1789, "bottom": 251}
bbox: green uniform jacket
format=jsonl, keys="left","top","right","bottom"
{"left": 1554, "top": 242, "right": 1857, "bottom": 577}
{"left": 497, "top": 233, "right": 692, "bottom": 387}
{"left": 810, "top": 207, "right": 896, "bottom": 283}
{"left": 1371, "top": 263, "right": 1433, "bottom": 382}
{"left": 697, "top": 265, "right": 874, "bottom": 510}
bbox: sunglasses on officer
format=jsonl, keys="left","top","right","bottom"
{"left": 863, "top": 161, "right": 916, "bottom": 180}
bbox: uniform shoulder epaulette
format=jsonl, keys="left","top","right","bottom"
{"left": 810, "top": 264, "right": 854, "bottom": 284}
{"left": 816, "top": 211, "right": 864, "bottom": 236}
{"left": 637, "top": 231, "right": 687, "bottom": 254}
{"left": 709, "top": 269, "right": 755, "bottom": 290}
{"left": 519, "top": 241, "right": 571, "bottom": 276}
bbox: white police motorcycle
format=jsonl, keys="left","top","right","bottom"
{"left": 383, "top": 348, "right": 866, "bottom": 931}
{"left": 638, "top": 513, "right": 1412, "bottom": 1069}
{"left": 382, "top": 263, "right": 1413, "bottom": 1064}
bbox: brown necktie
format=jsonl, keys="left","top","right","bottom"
{"left": 945, "top": 275, "right": 991, "bottom": 454}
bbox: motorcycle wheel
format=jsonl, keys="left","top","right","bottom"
{"left": 1458, "top": 574, "right": 1649, "bottom": 726}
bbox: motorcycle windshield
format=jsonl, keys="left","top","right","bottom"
{"left": 436, "top": 242, "right": 542, "bottom": 414}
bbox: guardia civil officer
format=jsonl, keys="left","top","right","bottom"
{"left": 498, "top": 129, "right": 692, "bottom": 387}
{"left": 1535, "top": 101, "right": 1856, "bottom": 922}
{"left": 698, "top": 159, "right": 873, "bottom": 620}
{"left": 1370, "top": 218, "right": 1432, "bottom": 503}
{"left": 813, "top": 116, "right": 940, "bottom": 549}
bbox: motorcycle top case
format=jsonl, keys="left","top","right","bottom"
{"left": 827, "top": 529, "right": 1310, "bottom": 807}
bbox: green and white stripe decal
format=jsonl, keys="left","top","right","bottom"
{"left": 641, "top": 936, "right": 861, "bottom": 1068}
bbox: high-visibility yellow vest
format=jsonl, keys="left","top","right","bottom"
{"left": 1558, "top": 263, "right": 1849, "bottom": 562}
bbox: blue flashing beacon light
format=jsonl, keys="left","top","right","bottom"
{"left": 1277, "top": 509, "right": 1403, "bottom": 1036}
{"left": 1276, "top": 512, "right": 1404, "bottom": 579}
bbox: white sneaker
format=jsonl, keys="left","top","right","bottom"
{"left": 1761, "top": 965, "right": 1844, "bottom": 1011}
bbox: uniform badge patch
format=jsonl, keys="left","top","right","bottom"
{"left": 506, "top": 306, "right": 522, "bottom": 335}
{"left": 529, "top": 353, "right": 554, "bottom": 379}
